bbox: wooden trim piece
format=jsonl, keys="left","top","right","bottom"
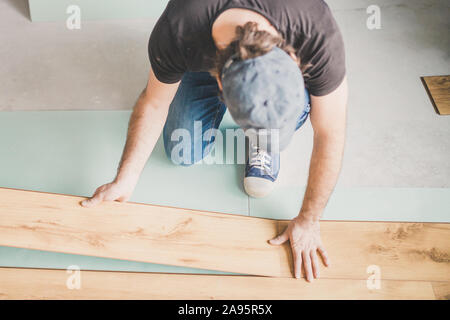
{"left": 0, "top": 188, "right": 449, "bottom": 280}
{"left": 0, "top": 268, "right": 437, "bottom": 300}
{"left": 421, "top": 75, "right": 450, "bottom": 115}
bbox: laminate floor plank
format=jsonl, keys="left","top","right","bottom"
{"left": 0, "top": 268, "right": 437, "bottom": 300}
{"left": 1, "top": 188, "right": 449, "bottom": 280}
{"left": 431, "top": 281, "right": 450, "bottom": 300}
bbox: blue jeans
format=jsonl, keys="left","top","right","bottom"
{"left": 163, "top": 72, "right": 310, "bottom": 165}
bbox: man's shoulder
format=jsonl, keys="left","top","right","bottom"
{"left": 164, "top": 0, "right": 211, "bottom": 19}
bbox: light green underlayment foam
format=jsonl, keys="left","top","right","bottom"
{"left": 0, "top": 111, "right": 448, "bottom": 273}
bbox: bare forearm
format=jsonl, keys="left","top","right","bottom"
{"left": 299, "top": 133, "right": 345, "bottom": 221}
{"left": 269, "top": 79, "right": 347, "bottom": 281}
{"left": 116, "top": 90, "right": 168, "bottom": 184}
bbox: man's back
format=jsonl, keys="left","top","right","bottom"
{"left": 149, "top": 0, "right": 345, "bottom": 96}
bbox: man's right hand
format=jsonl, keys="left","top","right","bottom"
{"left": 80, "top": 68, "right": 179, "bottom": 209}
{"left": 80, "top": 178, "right": 136, "bottom": 208}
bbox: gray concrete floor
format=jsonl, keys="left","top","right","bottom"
{"left": 1, "top": 0, "right": 449, "bottom": 188}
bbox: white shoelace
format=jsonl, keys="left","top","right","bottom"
{"left": 249, "top": 145, "right": 272, "bottom": 175}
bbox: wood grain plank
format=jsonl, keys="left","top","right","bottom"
{"left": 278, "top": 220, "right": 450, "bottom": 281}
{"left": 0, "top": 188, "right": 449, "bottom": 280}
{"left": 421, "top": 75, "right": 450, "bottom": 115}
{"left": 0, "top": 268, "right": 436, "bottom": 300}
{"left": 431, "top": 281, "right": 450, "bottom": 300}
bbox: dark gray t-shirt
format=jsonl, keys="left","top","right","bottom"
{"left": 148, "top": 0, "right": 346, "bottom": 96}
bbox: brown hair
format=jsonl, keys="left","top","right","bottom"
{"left": 210, "top": 22, "right": 309, "bottom": 79}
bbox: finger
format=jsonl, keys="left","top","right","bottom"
{"left": 311, "top": 250, "right": 320, "bottom": 279}
{"left": 94, "top": 185, "right": 106, "bottom": 195}
{"left": 291, "top": 244, "right": 303, "bottom": 279}
{"left": 116, "top": 195, "right": 130, "bottom": 202}
{"left": 269, "top": 229, "right": 289, "bottom": 245}
{"left": 80, "top": 185, "right": 103, "bottom": 207}
{"left": 81, "top": 192, "right": 105, "bottom": 208}
{"left": 302, "top": 251, "right": 313, "bottom": 282}
{"left": 318, "top": 245, "right": 330, "bottom": 267}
